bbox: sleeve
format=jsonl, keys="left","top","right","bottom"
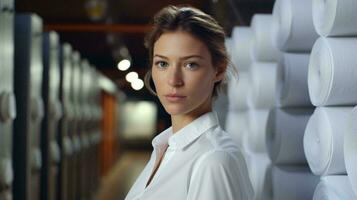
{"left": 186, "top": 150, "right": 254, "bottom": 200}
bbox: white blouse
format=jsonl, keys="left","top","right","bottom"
{"left": 125, "top": 111, "right": 254, "bottom": 200}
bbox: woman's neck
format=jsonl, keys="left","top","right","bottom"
{"left": 171, "top": 101, "right": 213, "bottom": 134}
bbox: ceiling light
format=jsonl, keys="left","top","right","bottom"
{"left": 125, "top": 72, "right": 139, "bottom": 83}
{"left": 131, "top": 79, "right": 144, "bottom": 90}
{"left": 117, "top": 59, "right": 131, "bottom": 71}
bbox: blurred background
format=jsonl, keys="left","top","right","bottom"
{"left": 3, "top": 0, "right": 357, "bottom": 199}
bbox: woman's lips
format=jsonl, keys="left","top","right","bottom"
{"left": 165, "top": 94, "right": 186, "bottom": 102}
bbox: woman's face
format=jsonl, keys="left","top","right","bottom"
{"left": 152, "top": 30, "right": 223, "bottom": 116}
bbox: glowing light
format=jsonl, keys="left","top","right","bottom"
{"left": 125, "top": 72, "right": 139, "bottom": 83}
{"left": 131, "top": 79, "right": 144, "bottom": 90}
{"left": 117, "top": 59, "right": 131, "bottom": 71}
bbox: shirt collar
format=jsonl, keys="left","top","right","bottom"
{"left": 151, "top": 126, "right": 173, "bottom": 150}
{"left": 169, "top": 111, "right": 219, "bottom": 150}
{"left": 151, "top": 111, "right": 219, "bottom": 151}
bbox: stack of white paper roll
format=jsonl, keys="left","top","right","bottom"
{"left": 246, "top": 19, "right": 277, "bottom": 198}
{"left": 272, "top": 165, "right": 320, "bottom": 200}
{"left": 308, "top": 37, "right": 357, "bottom": 106}
{"left": 313, "top": 176, "right": 357, "bottom": 200}
{"left": 303, "top": 107, "right": 357, "bottom": 198}
{"left": 303, "top": 0, "right": 357, "bottom": 198}
{"left": 212, "top": 38, "right": 232, "bottom": 129}
{"left": 238, "top": 13, "right": 283, "bottom": 200}
{"left": 272, "top": 0, "right": 318, "bottom": 52}
{"left": 230, "top": 27, "right": 253, "bottom": 72}
{"left": 248, "top": 14, "right": 278, "bottom": 110}
{"left": 266, "top": 108, "right": 313, "bottom": 165}
{"left": 251, "top": 14, "right": 280, "bottom": 62}
{"left": 276, "top": 53, "right": 311, "bottom": 107}
{"left": 225, "top": 38, "right": 251, "bottom": 148}
{"left": 312, "top": 0, "right": 357, "bottom": 37}
{"left": 225, "top": 19, "right": 277, "bottom": 198}
{"left": 264, "top": 0, "right": 324, "bottom": 199}
{"left": 304, "top": 107, "right": 351, "bottom": 176}
{"left": 224, "top": 26, "right": 254, "bottom": 148}
{"left": 345, "top": 107, "right": 357, "bottom": 198}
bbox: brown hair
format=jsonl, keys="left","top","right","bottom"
{"left": 144, "top": 5, "right": 233, "bottom": 99}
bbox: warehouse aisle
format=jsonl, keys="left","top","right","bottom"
{"left": 96, "top": 150, "right": 151, "bottom": 200}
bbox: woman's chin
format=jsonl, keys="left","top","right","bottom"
{"left": 163, "top": 104, "right": 190, "bottom": 116}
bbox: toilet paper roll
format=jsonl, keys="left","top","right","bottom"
{"left": 272, "top": 165, "right": 320, "bottom": 200}
{"left": 231, "top": 27, "right": 253, "bottom": 71}
{"left": 272, "top": 0, "right": 318, "bottom": 52}
{"left": 276, "top": 53, "right": 312, "bottom": 107}
{"left": 308, "top": 37, "right": 357, "bottom": 106}
{"left": 251, "top": 14, "right": 280, "bottom": 62}
{"left": 304, "top": 107, "right": 352, "bottom": 176}
{"left": 266, "top": 108, "right": 313, "bottom": 164}
{"left": 244, "top": 152, "right": 271, "bottom": 200}
{"left": 248, "top": 62, "right": 277, "bottom": 109}
{"left": 225, "top": 110, "right": 247, "bottom": 146}
{"left": 313, "top": 176, "right": 357, "bottom": 200}
{"left": 313, "top": 0, "right": 357, "bottom": 36}
{"left": 247, "top": 109, "right": 270, "bottom": 153}
{"left": 227, "top": 72, "right": 250, "bottom": 110}
{"left": 344, "top": 106, "right": 357, "bottom": 196}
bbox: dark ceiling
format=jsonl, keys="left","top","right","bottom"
{"left": 16, "top": 0, "right": 274, "bottom": 98}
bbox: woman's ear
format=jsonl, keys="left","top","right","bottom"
{"left": 214, "top": 64, "right": 226, "bottom": 83}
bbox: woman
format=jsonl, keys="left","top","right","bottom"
{"left": 125, "top": 5, "right": 253, "bottom": 200}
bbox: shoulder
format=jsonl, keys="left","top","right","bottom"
{"left": 189, "top": 149, "right": 254, "bottom": 199}
{"left": 194, "top": 149, "right": 243, "bottom": 174}
{"left": 202, "top": 126, "right": 242, "bottom": 153}
{"left": 191, "top": 128, "right": 248, "bottom": 177}
{"left": 190, "top": 125, "right": 245, "bottom": 169}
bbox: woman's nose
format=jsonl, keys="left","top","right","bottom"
{"left": 167, "top": 65, "right": 184, "bottom": 87}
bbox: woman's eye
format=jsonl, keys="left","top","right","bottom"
{"left": 155, "top": 61, "right": 169, "bottom": 68}
{"left": 185, "top": 62, "right": 199, "bottom": 70}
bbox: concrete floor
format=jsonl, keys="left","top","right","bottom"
{"left": 95, "top": 150, "right": 151, "bottom": 200}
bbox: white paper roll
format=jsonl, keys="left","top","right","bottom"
{"left": 225, "top": 37, "right": 233, "bottom": 60}
{"left": 251, "top": 14, "right": 280, "bottom": 62}
{"left": 344, "top": 106, "right": 357, "bottom": 196}
{"left": 272, "top": 165, "right": 320, "bottom": 200}
{"left": 308, "top": 37, "right": 357, "bottom": 106}
{"left": 272, "top": 0, "right": 318, "bottom": 52}
{"left": 304, "top": 107, "right": 352, "bottom": 176}
{"left": 225, "top": 110, "right": 247, "bottom": 147}
{"left": 276, "top": 53, "right": 312, "bottom": 107}
{"left": 213, "top": 91, "right": 228, "bottom": 129}
{"left": 313, "top": 176, "right": 357, "bottom": 200}
{"left": 266, "top": 108, "right": 313, "bottom": 164}
{"left": 231, "top": 27, "right": 253, "bottom": 71}
{"left": 244, "top": 152, "right": 271, "bottom": 200}
{"left": 248, "top": 62, "right": 277, "bottom": 109}
{"left": 313, "top": 0, "right": 357, "bottom": 36}
{"left": 242, "top": 130, "right": 252, "bottom": 152}
{"left": 227, "top": 72, "right": 250, "bottom": 110}
{"left": 0, "top": 158, "right": 13, "bottom": 185}
{"left": 247, "top": 109, "right": 270, "bottom": 153}
{"left": 262, "top": 165, "right": 273, "bottom": 200}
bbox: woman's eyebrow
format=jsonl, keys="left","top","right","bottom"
{"left": 153, "top": 54, "right": 204, "bottom": 60}
{"left": 181, "top": 55, "right": 204, "bottom": 60}
{"left": 153, "top": 54, "right": 168, "bottom": 59}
